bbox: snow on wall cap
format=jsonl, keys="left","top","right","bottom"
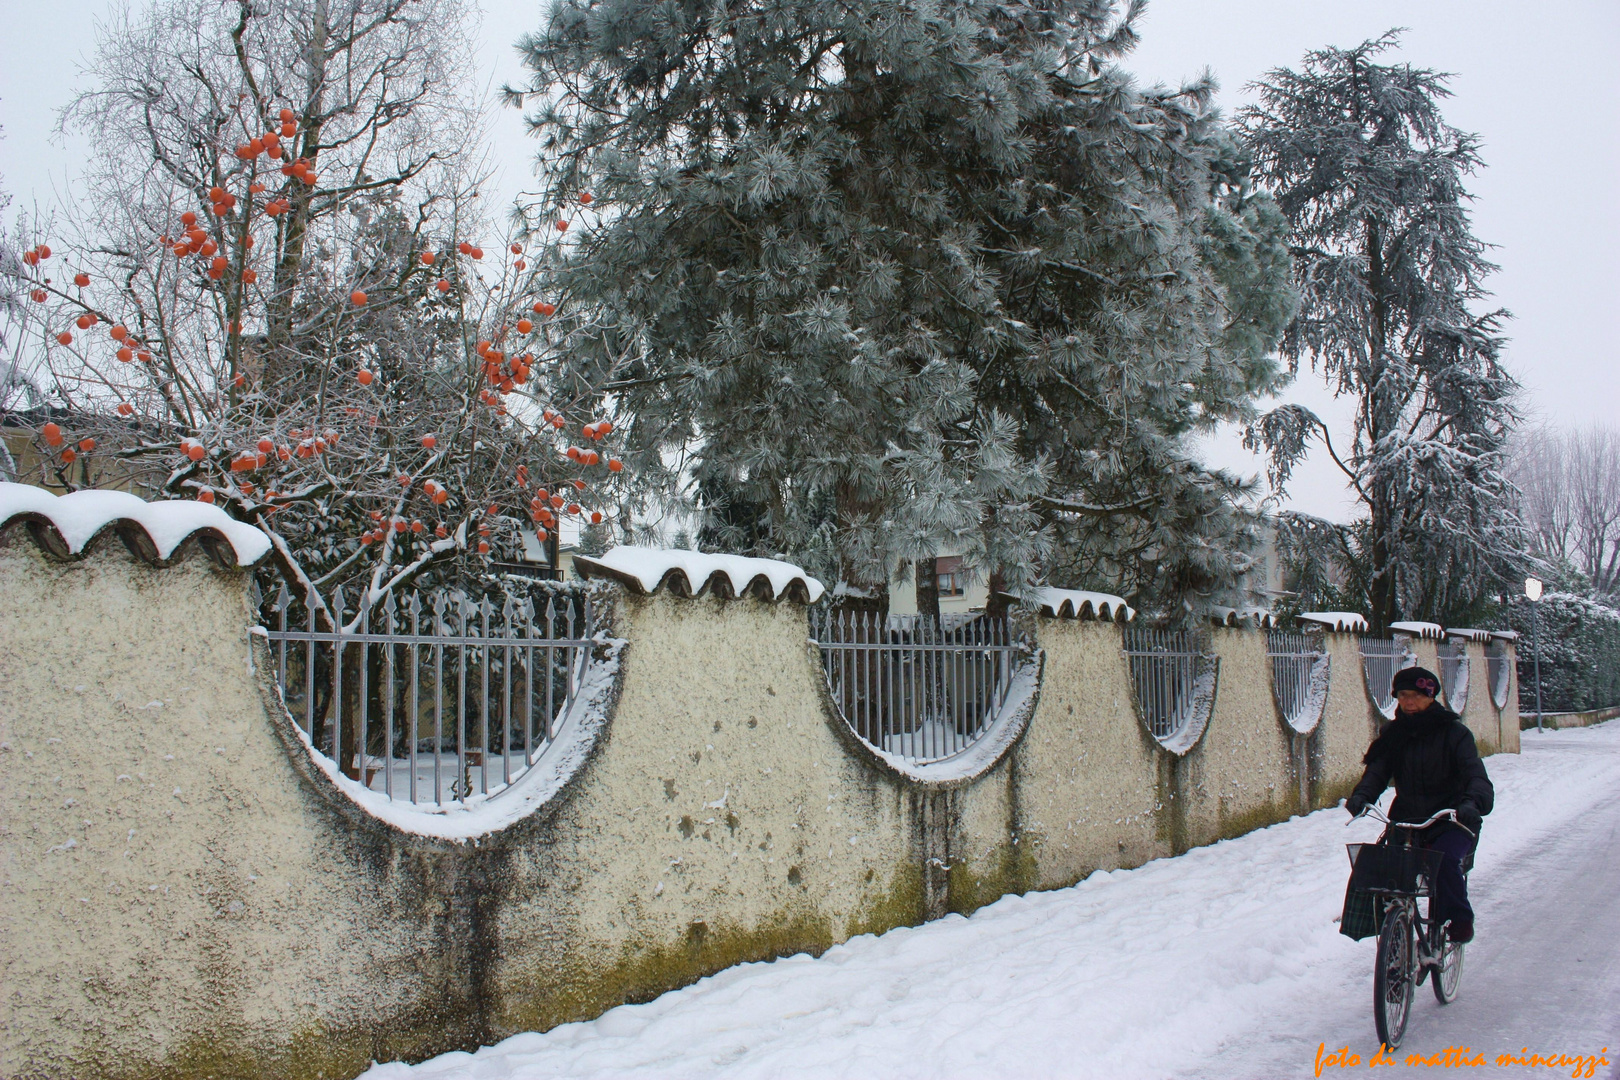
{"left": 1209, "top": 605, "right": 1277, "bottom": 629}
{"left": 573, "top": 545, "right": 825, "bottom": 604}
{"left": 1298, "top": 611, "right": 1369, "bottom": 633}
{"left": 1389, "top": 620, "right": 1444, "bottom": 639}
{"left": 1021, "top": 586, "right": 1134, "bottom": 623}
{"left": 0, "top": 481, "right": 271, "bottom": 567}
{"left": 1489, "top": 629, "right": 1520, "bottom": 641}
{"left": 1445, "top": 627, "right": 1494, "bottom": 642}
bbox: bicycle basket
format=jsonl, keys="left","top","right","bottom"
{"left": 1347, "top": 842, "right": 1444, "bottom": 896}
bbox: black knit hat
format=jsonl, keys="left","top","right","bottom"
{"left": 1392, "top": 666, "right": 1441, "bottom": 698}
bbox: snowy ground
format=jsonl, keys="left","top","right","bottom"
{"left": 362, "top": 723, "right": 1620, "bottom": 1080}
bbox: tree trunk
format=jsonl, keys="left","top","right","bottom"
{"left": 984, "top": 570, "right": 1009, "bottom": 619}
{"left": 1364, "top": 216, "right": 1399, "bottom": 633}
{"left": 338, "top": 640, "right": 364, "bottom": 781}
{"left": 915, "top": 557, "right": 940, "bottom": 617}
{"left": 835, "top": 479, "right": 887, "bottom": 613}
{"left": 267, "top": 2, "right": 329, "bottom": 348}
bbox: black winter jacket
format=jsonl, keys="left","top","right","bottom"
{"left": 1350, "top": 702, "right": 1494, "bottom": 833}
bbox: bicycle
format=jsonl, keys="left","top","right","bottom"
{"left": 1345, "top": 806, "right": 1474, "bottom": 1049}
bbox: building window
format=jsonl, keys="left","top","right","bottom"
{"left": 935, "top": 556, "right": 965, "bottom": 597}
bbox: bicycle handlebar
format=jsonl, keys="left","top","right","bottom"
{"left": 1346, "top": 803, "right": 1476, "bottom": 839}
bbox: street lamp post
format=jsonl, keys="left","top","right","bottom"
{"left": 1525, "top": 576, "right": 1545, "bottom": 733}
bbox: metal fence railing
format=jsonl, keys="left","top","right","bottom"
{"left": 1438, "top": 638, "right": 1470, "bottom": 712}
{"left": 1485, "top": 639, "right": 1512, "bottom": 710}
{"left": 809, "top": 610, "right": 1029, "bottom": 765}
{"left": 1360, "top": 637, "right": 1417, "bottom": 720}
{"left": 258, "top": 583, "right": 596, "bottom": 806}
{"left": 1266, "top": 631, "right": 1330, "bottom": 733}
{"left": 1122, "top": 627, "right": 1215, "bottom": 744}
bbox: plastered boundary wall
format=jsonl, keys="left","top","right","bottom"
{"left": 0, "top": 536, "right": 1518, "bottom": 1080}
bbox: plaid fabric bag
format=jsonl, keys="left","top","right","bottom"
{"left": 1339, "top": 877, "right": 1385, "bottom": 940}
{"left": 1339, "top": 842, "right": 1444, "bottom": 939}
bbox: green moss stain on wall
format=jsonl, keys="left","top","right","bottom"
{"left": 846, "top": 860, "right": 927, "bottom": 939}
{"left": 1209, "top": 794, "right": 1292, "bottom": 845}
{"left": 946, "top": 835, "right": 1040, "bottom": 917}
{"left": 1314, "top": 773, "right": 1360, "bottom": 812}
{"left": 491, "top": 906, "right": 839, "bottom": 1038}
{"left": 935, "top": 745, "right": 1039, "bottom": 918}
{"left": 52, "top": 1010, "right": 481, "bottom": 1080}
{"left": 1154, "top": 753, "right": 1190, "bottom": 855}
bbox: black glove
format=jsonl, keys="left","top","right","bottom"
{"left": 1346, "top": 794, "right": 1368, "bottom": 818}
{"left": 1455, "top": 801, "right": 1482, "bottom": 833}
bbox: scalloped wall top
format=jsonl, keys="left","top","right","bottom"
{"left": 1298, "top": 611, "right": 1370, "bottom": 634}
{"left": 1389, "top": 620, "right": 1444, "bottom": 639}
{"left": 1209, "top": 605, "right": 1278, "bottom": 629}
{"left": 573, "top": 545, "right": 825, "bottom": 603}
{"left": 0, "top": 482, "right": 272, "bottom": 567}
{"left": 1444, "top": 627, "right": 1496, "bottom": 643}
{"left": 1022, "top": 586, "right": 1135, "bottom": 623}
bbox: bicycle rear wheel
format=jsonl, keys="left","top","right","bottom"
{"left": 1374, "top": 903, "right": 1415, "bottom": 1048}
{"left": 1432, "top": 936, "right": 1465, "bottom": 1004}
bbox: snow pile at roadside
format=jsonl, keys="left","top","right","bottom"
{"left": 574, "top": 546, "right": 825, "bottom": 603}
{"left": 0, "top": 481, "right": 270, "bottom": 565}
{"left": 360, "top": 722, "right": 1619, "bottom": 1080}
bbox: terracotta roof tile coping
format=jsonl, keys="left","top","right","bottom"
{"left": 573, "top": 545, "right": 825, "bottom": 604}
{"left": 1013, "top": 586, "right": 1135, "bottom": 623}
{"left": 0, "top": 481, "right": 271, "bottom": 568}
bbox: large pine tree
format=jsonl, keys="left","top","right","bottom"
{"left": 516, "top": 0, "right": 1294, "bottom": 611}
{"left": 1239, "top": 32, "right": 1524, "bottom": 630}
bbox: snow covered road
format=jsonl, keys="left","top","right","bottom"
{"left": 363, "top": 723, "right": 1620, "bottom": 1080}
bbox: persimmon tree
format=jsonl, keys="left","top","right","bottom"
{"left": 1, "top": 0, "right": 634, "bottom": 629}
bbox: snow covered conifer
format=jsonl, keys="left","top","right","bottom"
{"left": 515, "top": 0, "right": 1294, "bottom": 612}
{"left": 1239, "top": 32, "right": 1525, "bottom": 629}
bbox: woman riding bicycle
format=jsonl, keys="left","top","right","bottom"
{"left": 1346, "top": 666, "right": 1493, "bottom": 943}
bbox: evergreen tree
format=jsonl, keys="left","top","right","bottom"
{"left": 1239, "top": 32, "right": 1524, "bottom": 630}
{"left": 515, "top": 0, "right": 1293, "bottom": 611}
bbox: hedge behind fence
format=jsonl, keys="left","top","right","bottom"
{"left": 1503, "top": 593, "right": 1620, "bottom": 714}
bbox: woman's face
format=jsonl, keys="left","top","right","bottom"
{"left": 1395, "top": 689, "right": 1436, "bottom": 714}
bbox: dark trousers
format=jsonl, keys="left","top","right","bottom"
{"left": 1422, "top": 827, "right": 1476, "bottom": 929}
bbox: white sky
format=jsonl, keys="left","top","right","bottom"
{"left": 4, "top": 0, "right": 1616, "bottom": 524}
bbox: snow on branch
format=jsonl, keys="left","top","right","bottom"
{"left": 0, "top": 481, "right": 271, "bottom": 566}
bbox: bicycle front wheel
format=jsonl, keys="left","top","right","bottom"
{"left": 1432, "top": 936, "right": 1465, "bottom": 1004}
{"left": 1374, "top": 903, "right": 1415, "bottom": 1048}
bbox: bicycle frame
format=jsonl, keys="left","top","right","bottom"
{"left": 1350, "top": 805, "right": 1473, "bottom": 1046}
{"left": 1360, "top": 806, "right": 1473, "bottom": 951}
